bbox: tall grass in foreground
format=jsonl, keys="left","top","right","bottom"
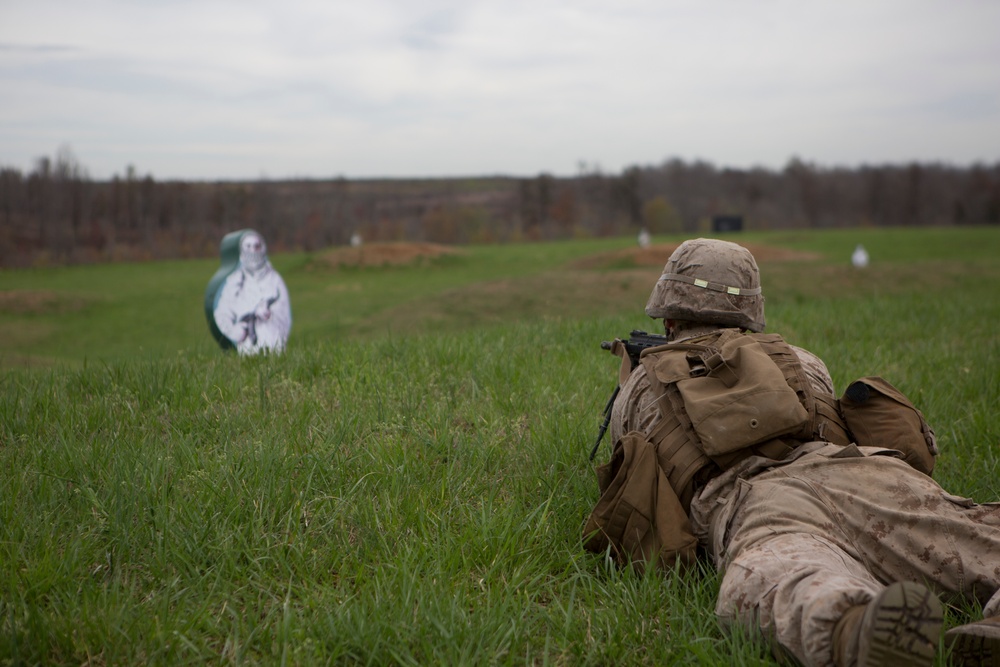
{"left": 2, "top": 228, "right": 999, "bottom": 665}
{"left": 2, "top": 319, "right": 732, "bottom": 665}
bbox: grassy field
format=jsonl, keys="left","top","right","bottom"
{"left": 2, "top": 227, "right": 999, "bottom": 665}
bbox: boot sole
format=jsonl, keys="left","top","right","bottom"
{"left": 860, "top": 581, "right": 943, "bottom": 667}
{"left": 946, "top": 620, "right": 1000, "bottom": 667}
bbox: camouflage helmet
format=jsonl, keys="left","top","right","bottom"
{"left": 645, "top": 238, "right": 765, "bottom": 332}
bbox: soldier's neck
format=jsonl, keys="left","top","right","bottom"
{"left": 669, "top": 322, "right": 732, "bottom": 342}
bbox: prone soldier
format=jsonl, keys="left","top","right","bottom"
{"left": 583, "top": 238, "right": 1000, "bottom": 667}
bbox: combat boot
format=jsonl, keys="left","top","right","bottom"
{"left": 833, "top": 581, "right": 942, "bottom": 666}
{"left": 945, "top": 617, "right": 1000, "bottom": 666}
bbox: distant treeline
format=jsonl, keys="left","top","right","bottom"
{"left": 1, "top": 147, "right": 998, "bottom": 267}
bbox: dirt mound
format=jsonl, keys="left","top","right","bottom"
{"left": 571, "top": 242, "right": 821, "bottom": 270}
{"left": 313, "top": 242, "right": 464, "bottom": 269}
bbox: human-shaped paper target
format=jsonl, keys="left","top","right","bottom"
{"left": 204, "top": 229, "right": 292, "bottom": 355}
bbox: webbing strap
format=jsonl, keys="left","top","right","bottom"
{"left": 646, "top": 410, "right": 710, "bottom": 508}
{"left": 659, "top": 272, "right": 762, "bottom": 296}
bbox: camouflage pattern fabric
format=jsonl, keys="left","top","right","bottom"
{"left": 705, "top": 444, "right": 1000, "bottom": 666}
{"left": 644, "top": 238, "right": 766, "bottom": 332}
{"left": 609, "top": 331, "right": 1000, "bottom": 666}
{"left": 609, "top": 335, "right": 835, "bottom": 445}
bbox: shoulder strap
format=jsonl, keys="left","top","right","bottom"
{"left": 749, "top": 333, "right": 852, "bottom": 446}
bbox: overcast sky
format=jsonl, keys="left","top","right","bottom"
{"left": 1, "top": 0, "right": 998, "bottom": 181}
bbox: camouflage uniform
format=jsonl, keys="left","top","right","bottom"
{"left": 610, "top": 334, "right": 1000, "bottom": 666}
{"left": 588, "top": 239, "right": 1000, "bottom": 665}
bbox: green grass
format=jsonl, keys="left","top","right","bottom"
{"left": 1, "top": 227, "right": 999, "bottom": 665}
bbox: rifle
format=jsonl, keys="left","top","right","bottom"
{"left": 588, "top": 329, "right": 668, "bottom": 460}
{"left": 238, "top": 312, "right": 259, "bottom": 346}
{"left": 237, "top": 294, "right": 280, "bottom": 347}
{"left": 601, "top": 329, "right": 669, "bottom": 369}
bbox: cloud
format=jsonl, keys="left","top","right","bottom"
{"left": 1, "top": 0, "right": 998, "bottom": 179}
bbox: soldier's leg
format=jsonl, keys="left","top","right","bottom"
{"left": 804, "top": 457, "right": 1000, "bottom": 610}
{"left": 710, "top": 468, "right": 881, "bottom": 665}
{"left": 717, "top": 532, "right": 946, "bottom": 667}
{"left": 712, "top": 460, "right": 954, "bottom": 666}
{"left": 728, "top": 452, "right": 1000, "bottom": 610}
{"left": 717, "top": 531, "right": 879, "bottom": 666}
